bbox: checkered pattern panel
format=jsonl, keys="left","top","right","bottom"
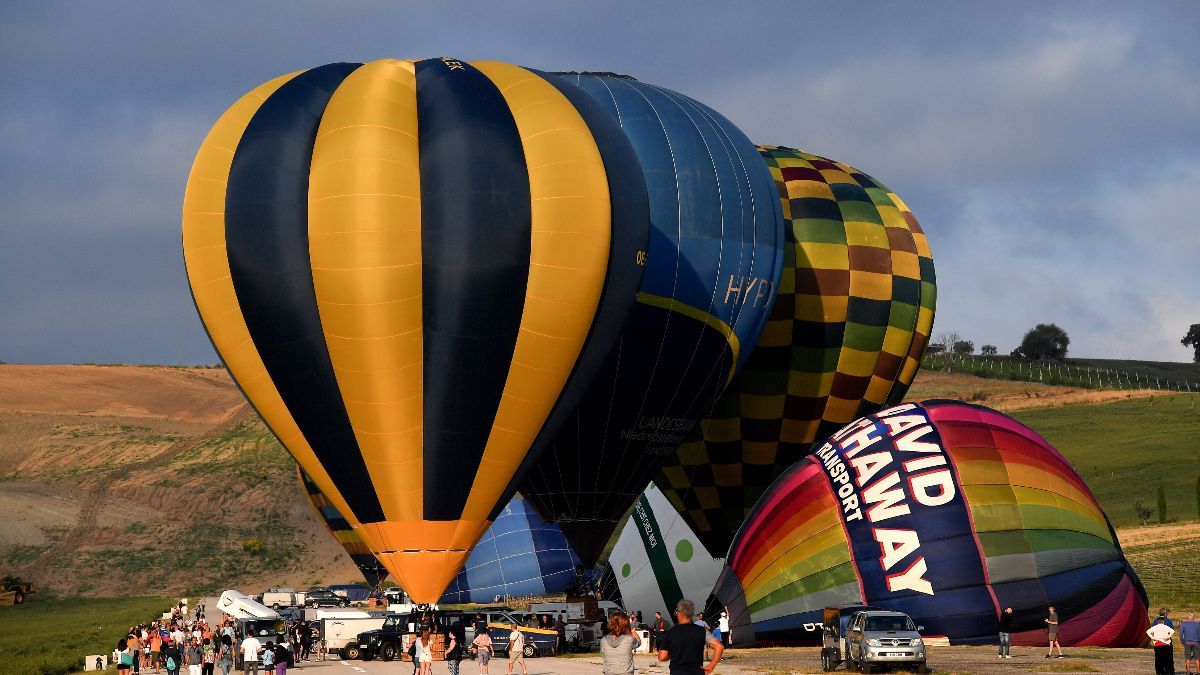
{"left": 655, "top": 146, "right": 937, "bottom": 556}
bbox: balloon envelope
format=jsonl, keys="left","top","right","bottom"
{"left": 183, "top": 58, "right": 649, "bottom": 601}
{"left": 440, "top": 494, "right": 590, "bottom": 604}
{"left": 515, "top": 74, "right": 785, "bottom": 564}
{"left": 658, "top": 146, "right": 936, "bottom": 557}
{"left": 297, "top": 466, "right": 389, "bottom": 587}
{"left": 714, "top": 400, "right": 1148, "bottom": 647}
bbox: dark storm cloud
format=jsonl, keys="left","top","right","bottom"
{"left": 1, "top": 1, "right": 1197, "bottom": 363}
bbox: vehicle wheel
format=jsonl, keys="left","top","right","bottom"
{"left": 916, "top": 662, "right": 928, "bottom": 674}
{"left": 338, "top": 598, "right": 348, "bottom": 608}
{"left": 361, "top": 652, "right": 374, "bottom": 662}
{"left": 380, "top": 643, "right": 398, "bottom": 662}
{"left": 860, "top": 663, "right": 873, "bottom": 674}
{"left": 820, "top": 649, "right": 831, "bottom": 672}
{"left": 13, "top": 591, "right": 24, "bottom": 605}
{"left": 305, "top": 601, "right": 315, "bottom": 608}
{"left": 523, "top": 644, "right": 536, "bottom": 658}
{"left": 272, "top": 603, "right": 281, "bottom": 610}
{"left": 342, "top": 646, "right": 362, "bottom": 660}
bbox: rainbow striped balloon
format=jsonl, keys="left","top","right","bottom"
{"left": 714, "top": 400, "right": 1148, "bottom": 647}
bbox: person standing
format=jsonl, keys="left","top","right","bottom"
{"left": 718, "top": 612, "right": 730, "bottom": 647}
{"left": 444, "top": 623, "right": 464, "bottom": 675}
{"left": 693, "top": 613, "right": 708, "bottom": 630}
{"left": 1148, "top": 617, "right": 1176, "bottom": 675}
{"left": 1182, "top": 612, "right": 1200, "bottom": 675}
{"left": 201, "top": 638, "right": 216, "bottom": 675}
{"left": 997, "top": 607, "right": 1014, "bottom": 658}
{"left": 651, "top": 611, "right": 670, "bottom": 652}
{"left": 601, "top": 612, "right": 641, "bottom": 675}
{"left": 239, "top": 632, "right": 262, "bottom": 675}
{"left": 260, "top": 642, "right": 274, "bottom": 673}
{"left": 117, "top": 638, "right": 135, "bottom": 675}
{"left": 272, "top": 641, "right": 289, "bottom": 675}
{"left": 415, "top": 628, "right": 434, "bottom": 675}
{"left": 217, "top": 636, "right": 234, "bottom": 675}
{"left": 150, "top": 629, "right": 164, "bottom": 673}
{"left": 658, "top": 599, "right": 724, "bottom": 675}
{"left": 472, "top": 627, "right": 493, "bottom": 675}
{"left": 185, "top": 639, "right": 203, "bottom": 675}
{"left": 555, "top": 614, "right": 567, "bottom": 654}
{"left": 505, "top": 623, "right": 527, "bottom": 675}
{"left": 1043, "top": 606, "right": 1063, "bottom": 659}
{"left": 162, "top": 639, "right": 183, "bottom": 675}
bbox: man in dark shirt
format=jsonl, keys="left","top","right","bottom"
{"left": 658, "top": 599, "right": 723, "bottom": 675}
{"left": 997, "top": 607, "right": 1014, "bottom": 658}
{"left": 651, "top": 611, "right": 671, "bottom": 652}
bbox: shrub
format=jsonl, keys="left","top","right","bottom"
{"left": 242, "top": 539, "right": 263, "bottom": 555}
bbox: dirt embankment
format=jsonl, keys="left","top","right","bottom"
{"left": 906, "top": 371, "right": 1169, "bottom": 411}
{"left": 0, "top": 365, "right": 360, "bottom": 596}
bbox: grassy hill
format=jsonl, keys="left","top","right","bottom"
{"left": 1009, "top": 394, "right": 1200, "bottom": 528}
{"left": 0, "top": 365, "right": 361, "bottom": 597}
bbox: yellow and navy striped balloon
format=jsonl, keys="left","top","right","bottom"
{"left": 182, "top": 58, "right": 649, "bottom": 601}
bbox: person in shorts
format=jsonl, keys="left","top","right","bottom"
{"left": 1181, "top": 612, "right": 1200, "bottom": 675}
{"left": 472, "top": 628, "right": 493, "bottom": 675}
{"left": 505, "top": 623, "right": 527, "bottom": 675}
{"left": 1044, "top": 606, "right": 1063, "bottom": 658}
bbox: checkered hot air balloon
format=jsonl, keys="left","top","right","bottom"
{"left": 713, "top": 400, "right": 1149, "bottom": 647}
{"left": 657, "top": 147, "right": 936, "bottom": 557}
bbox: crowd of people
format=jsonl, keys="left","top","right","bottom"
{"left": 112, "top": 599, "right": 321, "bottom": 675}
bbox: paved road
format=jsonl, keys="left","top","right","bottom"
{"left": 226, "top": 645, "right": 1163, "bottom": 674}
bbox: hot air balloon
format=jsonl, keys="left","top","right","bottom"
{"left": 182, "top": 58, "right": 650, "bottom": 601}
{"left": 714, "top": 400, "right": 1149, "bottom": 647}
{"left": 607, "top": 484, "right": 723, "bottom": 624}
{"left": 297, "top": 466, "right": 390, "bottom": 587}
{"left": 440, "top": 494, "right": 592, "bottom": 604}
{"left": 514, "top": 74, "right": 785, "bottom": 564}
{"left": 300, "top": 461, "right": 589, "bottom": 601}
{"left": 657, "top": 146, "right": 936, "bottom": 557}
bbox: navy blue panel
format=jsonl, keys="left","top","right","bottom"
{"left": 516, "top": 73, "right": 782, "bottom": 564}
{"left": 224, "top": 62, "right": 385, "bottom": 523}
{"left": 487, "top": 69, "right": 650, "bottom": 522}
{"left": 414, "top": 57, "right": 531, "bottom": 521}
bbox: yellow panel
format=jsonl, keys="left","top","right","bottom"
{"left": 308, "top": 59, "right": 423, "bottom": 523}
{"left": 794, "top": 293, "right": 848, "bottom": 322}
{"left": 848, "top": 270, "right": 893, "bottom": 300}
{"left": 461, "top": 61, "right": 612, "bottom": 521}
{"left": 797, "top": 241, "right": 849, "bottom": 269}
{"left": 745, "top": 527, "right": 850, "bottom": 603}
{"left": 836, "top": 347, "right": 879, "bottom": 377}
{"left": 181, "top": 70, "right": 360, "bottom": 526}
{"left": 844, "top": 221, "right": 890, "bottom": 248}
{"left": 785, "top": 180, "right": 834, "bottom": 200}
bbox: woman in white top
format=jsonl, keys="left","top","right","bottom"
{"left": 415, "top": 628, "right": 434, "bottom": 675}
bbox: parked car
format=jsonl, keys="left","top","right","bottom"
{"left": 260, "top": 588, "right": 304, "bottom": 610}
{"left": 304, "top": 588, "right": 349, "bottom": 608}
{"left": 841, "top": 609, "right": 927, "bottom": 674}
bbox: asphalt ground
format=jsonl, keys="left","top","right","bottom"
{"left": 226, "top": 645, "right": 1164, "bottom": 675}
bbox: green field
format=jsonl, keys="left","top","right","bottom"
{"left": 0, "top": 595, "right": 169, "bottom": 675}
{"left": 1010, "top": 394, "right": 1200, "bottom": 527}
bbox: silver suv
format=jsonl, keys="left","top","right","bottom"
{"left": 845, "top": 610, "right": 926, "bottom": 673}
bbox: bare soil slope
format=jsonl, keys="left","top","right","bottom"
{"left": 0, "top": 365, "right": 361, "bottom": 596}
{"left": 907, "top": 370, "right": 1167, "bottom": 411}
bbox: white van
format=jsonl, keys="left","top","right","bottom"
{"left": 260, "top": 588, "right": 304, "bottom": 610}
{"left": 316, "top": 612, "right": 386, "bottom": 659}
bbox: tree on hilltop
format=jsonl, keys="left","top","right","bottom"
{"left": 1013, "top": 323, "right": 1069, "bottom": 361}
{"left": 1183, "top": 323, "right": 1200, "bottom": 363}
{"left": 952, "top": 340, "right": 975, "bottom": 355}
{"left": 980, "top": 345, "right": 998, "bottom": 356}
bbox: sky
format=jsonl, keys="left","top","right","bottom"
{"left": 1, "top": 1, "right": 1197, "bottom": 364}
